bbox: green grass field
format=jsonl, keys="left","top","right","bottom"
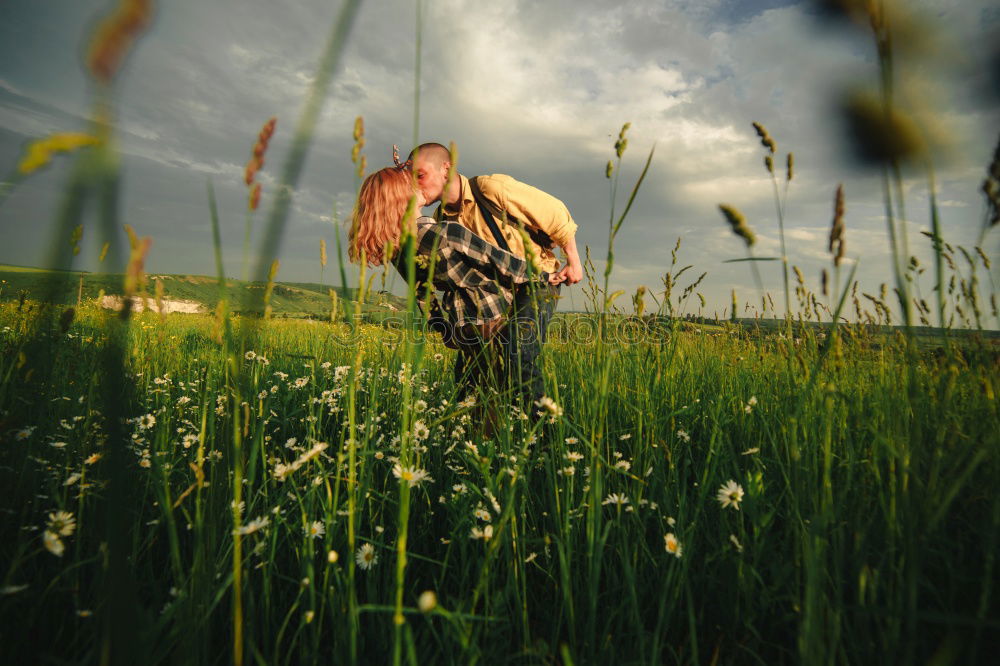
{"left": 1, "top": 297, "right": 997, "bottom": 664}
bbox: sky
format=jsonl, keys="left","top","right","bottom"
{"left": 0, "top": 0, "right": 997, "bottom": 321}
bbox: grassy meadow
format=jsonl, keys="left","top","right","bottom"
{"left": 1, "top": 291, "right": 998, "bottom": 664}
{"left": 2, "top": 1, "right": 999, "bottom": 664}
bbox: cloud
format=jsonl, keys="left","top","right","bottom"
{"left": 0, "top": 0, "right": 996, "bottom": 321}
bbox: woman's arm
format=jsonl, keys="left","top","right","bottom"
{"left": 416, "top": 221, "right": 548, "bottom": 286}
{"left": 391, "top": 237, "right": 457, "bottom": 348}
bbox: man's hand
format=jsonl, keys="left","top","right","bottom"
{"left": 554, "top": 236, "right": 583, "bottom": 285}
{"left": 553, "top": 260, "right": 583, "bottom": 285}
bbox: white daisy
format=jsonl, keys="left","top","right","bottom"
{"left": 602, "top": 493, "right": 629, "bottom": 507}
{"left": 664, "top": 533, "right": 683, "bottom": 558}
{"left": 392, "top": 464, "right": 433, "bottom": 488}
{"left": 356, "top": 543, "right": 378, "bottom": 570}
{"left": 716, "top": 480, "right": 745, "bottom": 510}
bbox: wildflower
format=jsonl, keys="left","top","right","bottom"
{"left": 245, "top": 351, "right": 257, "bottom": 360}
{"left": 470, "top": 525, "right": 494, "bottom": 541}
{"left": 84, "top": 453, "right": 101, "bottom": 465}
{"left": 614, "top": 460, "right": 631, "bottom": 472}
{"left": 15, "top": 427, "right": 35, "bottom": 440}
{"left": 176, "top": 396, "right": 191, "bottom": 405}
{"left": 534, "top": 396, "right": 563, "bottom": 418}
{"left": 77, "top": 609, "right": 93, "bottom": 618}
{"left": 602, "top": 493, "right": 629, "bottom": 507}
{"left": 664, "top": 533, "right": 683, "bottom": 558}
{"left": 559, "top": 466, "right": 576, "bottom": 476}
{"left": 433, "top": 353, "right": 444, "bottom": 361}
{"left": 293, "top": 376, "right": 309, "bottom": 389}
{"left": 716, "top": 480, "right": 745, "bottom": 510}
{"left": 619, "top": 433, "right": 632, "bottom": 440}
{"left": 284, "top": 437, "right": 298, "bottom": 449}
{"left": 565, "top": 451, "right": 584, "bottom": 462}
{"left": 474, "top": 508, "right": 491, "bottom": 522}
{"left": 413, "top": 421, "right": 430, "bottom": 441}
{"left": 47, "top": 511, "right": 76, "bottom": 536}
{"left": 139, "top": 413, "right": 156, "bottom": 430}
{"left": 327, "top": 550, "right": 339, "bottom": 563}
{"left": 741, "top": 447, "right": 760, "bottom": 456}
{"left": 392, "top": 463, "right": 433, "bottom": 488}
{"left": 356, "top": 543, "right": 378, "bottom": 570}
{"left": 304, "top": 610, "right": 315, "bottom": 624}
{"left": 414, "top": 399, "right": 427, "bottom": 413}
{"left": 50, "top": 441, "right": 68, "bottom": 449}
{"left": 418, "top": 590, "right": 437, "bottom": 613}
{"left": 43, "top": 531, "right": 65, "bottom": 557}
{"left": 182, "top": 433, "right": 199, "bottom": 449}
{"left": 304, "top": 520, "right": 325, "bottom": 539}
{"left": 272, "top": 441, "right": 328, "bottom": 482}
{"left": 666, "top": 516, "right": 676, "bottom": 527}
{"left": 457, "top": 395, "right": 476, "bottom": 409}
{"left": 63, "top": 473, "right": 81, "bottom": 487}
{"left": 676, "top": 429, "right": 691, "bottom": 443}
{"left": 565, "top": 437, "right": 579, "bottom": 445}
{"left": 235, "top": 516, "right": 269, "bottom": 536}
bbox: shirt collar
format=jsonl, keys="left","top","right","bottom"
{"left": 441, "top": 173, "right": 472, "bottom": 217}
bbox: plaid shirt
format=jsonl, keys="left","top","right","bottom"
{"left": 392, "top": 217, "right": 547, "bottom": 326}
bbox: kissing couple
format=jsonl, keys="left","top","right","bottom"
{"left": 348, "top": 142, "right": 582, "bottom": 435}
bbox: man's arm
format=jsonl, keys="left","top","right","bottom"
{"left": 554, "top": 235, "right": 583, "bottom": 285}
{"left": 485, "top": 175, "right": 583, "bottom": 284}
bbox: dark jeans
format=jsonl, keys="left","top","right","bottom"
{"left": 453, "top": 283, "right": 560, "bottom": 411}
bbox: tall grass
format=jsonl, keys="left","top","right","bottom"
{"left": 1, "top": 1, "right": 998, "bottom": 665}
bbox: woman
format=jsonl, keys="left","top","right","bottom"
{"left": 348, "top": 166, "right": 557, "bottom": 420}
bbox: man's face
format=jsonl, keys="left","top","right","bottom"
{"left": 412, "top": 156, "right": 449, "bottom": 205}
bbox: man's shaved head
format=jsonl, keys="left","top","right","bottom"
{"left": 408, "top": 142, "right": 451, "bottom": 167}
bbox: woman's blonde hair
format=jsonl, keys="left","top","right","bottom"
{"left": 348, "top": 167, "right": 415, "bottom": 266}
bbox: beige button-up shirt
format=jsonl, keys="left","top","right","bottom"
{"left": 437, "top": 173, "right": 578, "bottom": 274}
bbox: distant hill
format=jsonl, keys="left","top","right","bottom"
{"left": 0, "top": 264, "right": 407, "bottom": 318}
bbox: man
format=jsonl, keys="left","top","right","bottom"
{"left": 406, "top": 142, "right": 583, "bottom": 416}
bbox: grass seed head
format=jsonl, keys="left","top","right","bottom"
{"left": 87, "top": 0, "right": 155, "bottom": 84}
{"left": 829, "top": 184, "right": 846, "bottom": 266}
{"left": 751, "top": 121, "right": 776, "bottom": 154}
{"left": 249, "top": 183, "right": 261, "bottom": 211}
{"left": 718, "top": 204, "right": 756, "bottom": 246}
